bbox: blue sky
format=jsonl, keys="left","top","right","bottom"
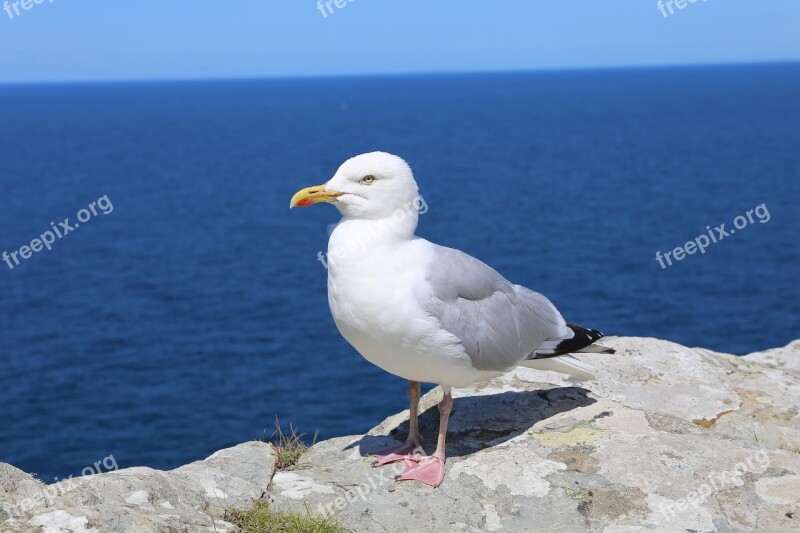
{"left": 0, "top": 0, "right": 798, "bottom": 82}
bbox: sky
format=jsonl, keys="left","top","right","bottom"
{"left": 0, "top": 0, "right": 798, "bottom": 83}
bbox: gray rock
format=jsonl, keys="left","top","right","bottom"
{"left": 269, "top": 337, "right": 800, "bottom": 532}
{"left": 1, "top": 442, "right": 275, "bottom": 532}
{"left": 2, "top": 337, "right": 799, "bottom": 532}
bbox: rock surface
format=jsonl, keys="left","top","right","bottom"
{"left": 2, "top": 337, "right": 800, "bottom": 532}
{"left": 1, "top": 442, "right": 274, "bottom": 532}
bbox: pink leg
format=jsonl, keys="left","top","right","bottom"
{"left": 372, "top": 381, "right": 423, "bottom": 466}
{"left": 398, "top": 386, "right": 452, "bottom": 488}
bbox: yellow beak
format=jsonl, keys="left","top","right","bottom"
{"left": 289, "top": 184, "right": 343, "bottom": 208}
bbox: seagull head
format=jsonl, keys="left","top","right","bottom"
{"left": 290, "top": 152, "right": 420, "bottom": 220}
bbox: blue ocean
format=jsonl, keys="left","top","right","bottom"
{"left": 1, "top": 64, "right": 798, "bottom": 481}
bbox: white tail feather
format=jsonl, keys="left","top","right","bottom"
{"left": 520, "top": 354, "right": 596, "bottom": 381}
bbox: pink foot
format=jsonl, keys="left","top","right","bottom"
{"left": 371, "top": 439, "right": 423, "bottom": 466}
{"left": 398, "top": 455, "right": 446, "bottom": 487}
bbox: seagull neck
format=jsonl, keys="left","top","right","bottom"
{"left": 328, "top": 215, "right": 417, "bottom": 261}
{"left": 338, "top": 214, "right": 417, "bottom": 241}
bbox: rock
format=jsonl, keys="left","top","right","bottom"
{"left": 2, "top": 337, "right": 799, "bottom": 532}
{"left": 268, "top": 337, "right": 800, "bottom": 532}
{"left": 1, "top": 442, "right": 275, "bottom": 532}
{"left": 0, "top": 463, "right": 45, "bottom": 520}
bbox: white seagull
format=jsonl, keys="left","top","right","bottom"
{"left": 290, "top": 152, "right": 612, "bottom": 487}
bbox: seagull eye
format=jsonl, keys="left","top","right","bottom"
{"left": 360, "top": 175, "right": 376, "bottom": 185}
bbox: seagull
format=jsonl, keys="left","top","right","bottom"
{"left": 290, "top": 152, "right": 613, "bottom": 487}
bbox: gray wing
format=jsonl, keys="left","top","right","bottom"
{"left": 424, "top": 245, "right": 570, "bottom": 372}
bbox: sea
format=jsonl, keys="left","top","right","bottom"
{"left": 1, "top": 63, "right": 798, "bottom": 481}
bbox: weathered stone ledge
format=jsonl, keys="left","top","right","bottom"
{"left": 3, "top": 337, "right": 799, "bottom": 532}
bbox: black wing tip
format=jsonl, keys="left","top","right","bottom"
{"left": 549, "top": 323, "right": 606, "bottom": 355}
{"left": 567, "top": 323, "right": 605, "bottom": 342}
{"left": 533, "top": 324, "right": 613, "bottom": 358}
{"left": 568, "top": 325, "right": 616, "bottom": 353}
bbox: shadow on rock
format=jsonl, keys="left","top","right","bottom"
{"left": 349, "top": 387, "right": 596, "bottom": 459}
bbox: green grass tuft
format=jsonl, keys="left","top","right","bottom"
{"left": 225, "top": 500, "right": 347, "bottom": 533}
{"left": 269, "top": 417, "right": 317, "bottom": 469}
